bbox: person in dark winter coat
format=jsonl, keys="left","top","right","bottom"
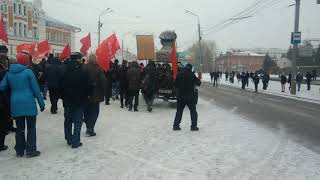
{"left": 306, "top": 72, "right": 312, "bottom": 91}
{"left": 296, "top": 72, "right": 303, "bottom": 91}
{"left": 118, "top": 60, "right": 129, "bottom": 108}
{"left": 236, "top": 72, "right": 241, "bottom": 84}
{"left": 82, "top": 54, "right": 106, "bottom": 137}
{"left": 104, "top": 67, "right": 112, "bottom": 105}
{"left": 246, "top": 71, "right": 250, "bottom": 87}
{"left": 280, "top": 74, "right": 287, "bottom": 92}
{"left": 225, "top": 71, "right": 229, "bottom": 81}
{"left": 44, "top": 57, "right": 63, "bottom": 114}
{"left": 0, "top": 46, "right": 10, "bottom": 152}
{"left": 253, "top": 73, "right": 260, "bottom": 92}
{"left": 241, "top": 72, "right": 247, "bottom": 90}
{"left": 60, "top": 52, "right": 93, "bottom": 149}
{"left": 262, "top": 72, "right": 270, "bottom": 90}
{"left": 173, "top": 64, "right": 201, "bottom": 131}
{"left": 111, "top": 59, "right": 120, "bottom": 100}
{"left": 0, "top": 53, "right": 45, "bottom": 158}
{"left": 288, "top": 73, "right": 292, "bottom": 90}
{"left": 213, "top": 71, "right": 219, "bottom": 87}
{"left": 127, "top": 61, "right": 141, "bottom": 112}
{"left": 142, "top": 61, "right": 158, "bottom": 112}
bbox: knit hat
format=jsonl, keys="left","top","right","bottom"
{"left": 185, "top": 63, "right": 193, "bottom": 70}
{"left": 17, "top": 53, "right": 31, "bottom": 66}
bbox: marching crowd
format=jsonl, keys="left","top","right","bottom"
{"left": 210, "top": 70, "right": 316, "bottom": 93}
{"left": 0, "top": 45, "right": 201, "bottom": 158}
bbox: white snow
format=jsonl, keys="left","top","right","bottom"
{"left": 203, "top": 73, "right": 320, "bottom": 104}
{"left": 1, "top": 97, "right": 320, "bottom": 180}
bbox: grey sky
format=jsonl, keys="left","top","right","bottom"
{"left": 31, "top": 0, "right": 320, "bottom": 53}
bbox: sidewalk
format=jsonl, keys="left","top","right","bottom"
{"left": 203, "top": 73, "right": 320, "bottom": 104}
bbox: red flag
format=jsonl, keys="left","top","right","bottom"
{"left": 170, "top": 40, "right": 178, "bottom": 80}
{"left": 0, "top": 16, "right": 8, "bottom": 43}
{"left": 16, "top": 43, "right": 36, "bottom": 55}
{"left": 80, "top": 33, "right": 91, "bottom": 55}
{"left": 96, "top": 39, "right": 111, "bottom": 71}
{"left": 35, "top": 40, "right": 51, "bottom": 60}
{"left": 106, "top": 33, "right": 120, "bottom": 59}
{"left": 59, "top": 44, "right": 71, "bottom": 60}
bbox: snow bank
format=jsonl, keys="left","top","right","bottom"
{"left": 1, "top": 98, "right": 320, "bottom": 180}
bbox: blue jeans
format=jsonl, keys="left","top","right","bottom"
{"left": 64, "top": 106, "right": 84, "bottom": 145}
{"left": 83, "top": 103, "right": 100, "bottom": 133}
{"left": 15, "top": 116, "right": 37, "bottom": 155}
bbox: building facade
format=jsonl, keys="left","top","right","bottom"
{"left": 0, "top": 0, "right": 80, "bottom": 56}
{"left": 215, "top": 51, "right": 265, "bottom": 72}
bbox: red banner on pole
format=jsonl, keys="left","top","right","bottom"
{"left": 0, "top": 16, "right": 8, "bottom": 43}
{"left": 170, "top": 40, "right": 178, "bottom": 80}
{"left": 80, "top": 33, "right": 91, "bottom": 56}
{"left": 59, "top": 44, "right": 71, "bottom": 61}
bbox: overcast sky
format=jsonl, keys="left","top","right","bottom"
{"left": 30, "top": 0, "right": 320, "bottom": 53}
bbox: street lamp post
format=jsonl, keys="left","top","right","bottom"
{"left": 186, "top": 10, "right": 202, "bottom": 72}
{"left": 98, "top": 8, "right": 113, "bottom": 45}
{"left": 290, "top": 0, "right": 300, "bottom": 95}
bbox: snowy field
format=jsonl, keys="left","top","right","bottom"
{"left": 1, "top": 97, "right": 320, "bottom": 180}
{"left": 203, "top": 74, "right": 320, "bottom": 103}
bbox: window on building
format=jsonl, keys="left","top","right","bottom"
{"left": 23, "top": 6, "right": 26, "bottom": 16}
{"left": 51, "top": 31, "right": 56, "bottom": 42}
{"left": 23, "top": 24, "right": 27, "bottom": 37}
{"left": 13, "top": 3, "right": 17, "bottom": 14}
{"left": 19, "top": 23, "right": 22, "bottom": 37}
{"left": 4, "top": 4, "right": 7, "bottom": 12}
{"left": 3, "top": 21, "right": 7, "bottom": 32}
{"left": 32, "top": 27, "right": 38, "bottom": 39}
{"left": 18, "top": 4, "right": 22, "bottom": 15}
{"left": 14, "top": 23, "right": 18, "bottom": 36}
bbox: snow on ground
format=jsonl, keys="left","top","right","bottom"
{"left": 203, "top": 73, "right": 320, "bottom": 103}
{"left": 1, "top": 97, "right": 320, "bottom": 180}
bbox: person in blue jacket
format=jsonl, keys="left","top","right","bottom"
{"left": 0, "top": 53, "right": 45, "bottom": 158}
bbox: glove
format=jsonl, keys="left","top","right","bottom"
{"left": 40, "top": 106, "right": 45, "bottom": 112}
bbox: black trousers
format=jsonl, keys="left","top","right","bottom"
{"left": 128, "top": 90, "right": 139, "bottom": 109}
{"left": 144, "top": 93, "right": 155, "bottom": 109}
{"left": 120, "top": 88, "right": 128, "bottom": 107}
{"left": 0, "top": 107, "right": 10, "bottom": 147}
{"left": 263, "top": 82, "right": 268, "bottom": 90}
{"left": 213, "top": 79, "right": 218, "bottom": 87}
{"left": 49, "top": 87, "right": 60, "bottom": 113}
{"left": 174, "top": 96, "right": 198, "bottom": 128}
{"left": 307, "top": 83, "right": 311, "bottom": 90}
{"left": 254, "top": 83, "right": 258, "bottom": 92}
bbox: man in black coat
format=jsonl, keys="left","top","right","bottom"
{"left": 253, "top": 73, "right": 260, "bottom": 92}
{"left": 213, "top": 71, "right": 219, "bottom": 87}
{"left": 306, "top": 72, "right": 312, "bottom": 91}
{"left": 241, "top": 72, "right": 247, "bottom": 90}
{"left": 60, "top": 52, "right": 93, "bottom": 149}
{"left": 118, "top": 60, "right": 129, "bottom": 108}
{"left": 0, "top": 45, "right": 10, "bottom": 151}
{"left": 45, "top": 57, "right": 63, "bottom": 114}
{"left": 262, "top": 72, "right": 270, "bottom": 90}
{"left": 296, "top": 72, "right": 303, "bottom": 91}
{"left": 173, "top": 64, "right": 201, "bottom": 131}
{"left": 127, "top": 61, "right": 141, "bottom": 112}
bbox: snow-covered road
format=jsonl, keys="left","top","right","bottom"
{"left": 1, "top": 97, "right": 320, "bottom": 180}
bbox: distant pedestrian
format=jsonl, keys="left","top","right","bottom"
{"left": 225, "top": 71, "right": 229, "bottom": 81}
{"left": 241, "top": 72, "right": 247, "bottom": 90}
{"left": 246, "top": 71, "right": 250, "bottom": 87}
{"left": 236, "top": 72, "right": 241, "bottom": 84}
{"left": 213, "top": 71, "right": 219, "bottom": 87}
{"left": 296, "top": 72, "right": 303, "bottom": 91}
{"left": 127, "top": 61, "right": 141, "bottom": 112}
{"left": 306, "top": 72, "right": 312, "bottom": 91}
{"left": 262, "top": 72, "right": 270, "bottom": 90}
{"left": 0, "top": 53, "right": 45, "bottom": 157}
{"left": 312, "top": 69, "right": 317, "bottom": 81}
{"left": 253, "top": 73, "right": 260, "bottom": 92}
{"left": 288, "top": 73, "right": 292, "bottom": 90}
{"left": 280, "top": 74, "right": 287, "bottom": 92}
{"left": 173, "top": 64, "right": 201, "bottom": 131}
{"left": 119, "top": 60, "right": 129, "bottom": 108}
{"left": 60, "top": 52, "right": 93, "bottom": 149}
{"left": 210, "top": 72, "right": 214, "bottom": 82}
{"left": 82, "top": 54, "right": 106, "bottom": 137}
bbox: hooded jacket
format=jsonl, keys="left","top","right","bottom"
{"left": 0, "top": 64, "right": 45, "bottom": 117}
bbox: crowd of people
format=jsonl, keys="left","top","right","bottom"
{"left": 210, "top": 70, "right": 316, "bottom": 93}
{"left": 0, "top": 44, "right": 202, "bottom": 158}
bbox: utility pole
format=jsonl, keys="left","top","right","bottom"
{"left": 290, "top": 0, "right": 301, "bottom": 95}
{"left": 97, "top": 8, "right": 113, "bottom": 45}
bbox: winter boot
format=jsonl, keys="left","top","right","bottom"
{"left": 173, "top": 126, "right": 181, "bottom": 131}
{"left": 26, "top": 151, "right": 41, "bottom": 158}
{"left": 191, "top": 127, "right": 199, "bottom": 131}
{"left": 72, "top": 143, "right": 83, "bottom": 149}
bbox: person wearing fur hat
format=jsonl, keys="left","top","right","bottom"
{"left": 173, "top": 63, "right": 201, "bottom": 131}
{"left": 0, "top": 53, "right": 45, "bottom": 158}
